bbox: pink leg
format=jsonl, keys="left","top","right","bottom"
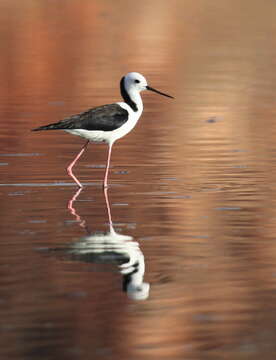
{"left": 103, "top": 143, "right": 113, "bottom": 188}
{"left": 103, "top": 186, "right": 112, "bottom": 226}
{"left": 67, "top": 140, "right": 89, "bottom": 188}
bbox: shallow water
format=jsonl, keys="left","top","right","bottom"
{"left": 2, "top": 0, "right": 276, "bottom": 359}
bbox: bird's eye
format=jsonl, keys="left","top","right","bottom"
{"left": 135, "top": 79, "right": 140, "bottom": 83}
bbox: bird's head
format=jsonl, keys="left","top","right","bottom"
{"left": 122, "top": 72, "right": 174, "bottom": 99}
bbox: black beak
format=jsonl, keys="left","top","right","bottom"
{"left": 146, "top": 86, "right": 174, "bottom": 99}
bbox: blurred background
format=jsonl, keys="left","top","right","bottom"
{"left": 1, "top": 0, "right": 276, "bottom": 359}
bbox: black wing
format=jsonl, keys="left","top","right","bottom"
{"left": 32, "top": 103, "right": 129, "bottom": 132}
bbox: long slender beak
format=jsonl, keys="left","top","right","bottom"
{"left": 146, "top": 85, "right": 174, "bottom": 99}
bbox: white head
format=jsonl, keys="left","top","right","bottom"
{"left": 126, "top": 282, "right": 150, "bottom": 301}
{"left": 123, "top": 72, "right": 148, "bottom": 93}
{"left": 121, "top": 72, "right": 174, "bottom": 98}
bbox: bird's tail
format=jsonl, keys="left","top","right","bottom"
{"left": 32, "top": 122, "right": 64, "bottom": 131}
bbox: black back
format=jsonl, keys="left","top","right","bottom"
{"left": 32, "top": 103, "right": 129, "bottom": 132}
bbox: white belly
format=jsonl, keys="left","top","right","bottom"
{"left": 65, "top": 129, "right": 108, "bottom": 143}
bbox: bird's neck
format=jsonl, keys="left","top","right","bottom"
{"left": 122, "top": 255, "right": 145, "bottom": 292}
{"left": 120, "top": 78, "right": 143, "bottom": 113}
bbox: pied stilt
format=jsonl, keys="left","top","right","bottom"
{"left": 32, "top": 72, "right": 173, "bottom": 188}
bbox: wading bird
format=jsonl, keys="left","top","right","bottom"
{"left": 32, "top": 72, "right": 173, "bottom": 188}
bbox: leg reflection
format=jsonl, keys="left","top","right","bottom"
{"left": 67, "top": 187, "right": 88, "bottom": 231}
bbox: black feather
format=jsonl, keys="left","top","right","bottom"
{"left": 120, "top": 77, "right": 138, "bottom": 112}
{"left": 32, "top": 103, "right": 129, "bottom": 132}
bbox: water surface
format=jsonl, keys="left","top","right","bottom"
{"left": 1, "top": 1, "right": 276, "bottom": 359}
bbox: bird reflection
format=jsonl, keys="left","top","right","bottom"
{"left": 66, "top": 187, "right": 150, "bottom": 301}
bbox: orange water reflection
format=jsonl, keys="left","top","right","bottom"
{"left": 1, "top": 0, "right": 276, "bottom": 359}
